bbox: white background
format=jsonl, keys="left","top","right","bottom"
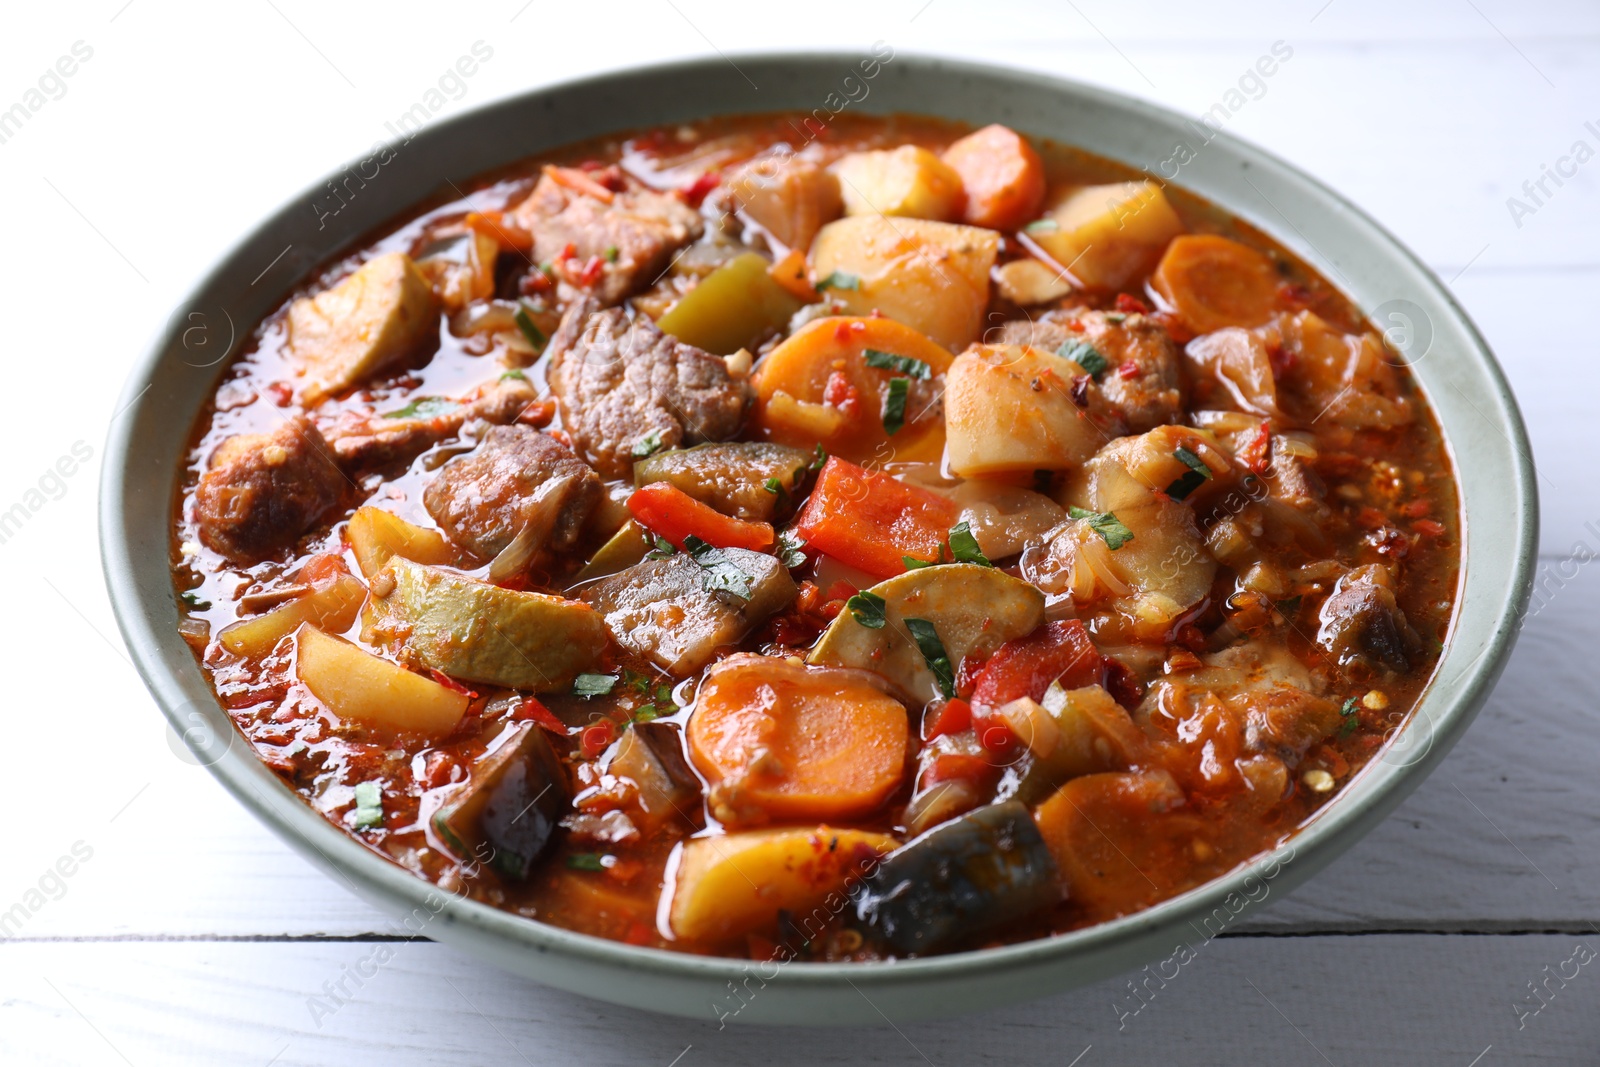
{"left": 2, "top": 1, "right": 1598, "bottom": 1063}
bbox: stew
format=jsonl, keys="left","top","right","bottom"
{"left": 171, "top": 112, "right": 1460, "bottom": 961}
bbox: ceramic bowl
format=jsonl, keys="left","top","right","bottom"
{"left": 100, "top": 53, "right": 1536, "bottom": 1025}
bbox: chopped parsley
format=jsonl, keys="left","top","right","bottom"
{"left": 566, "top": 852, "right": 606, "bottom": 871}
{"left": 882, "top": 377, "right": 910, "bottom": 435}
{"left": 810, "top": 443, "right": 829, "bottom": 471}
{"left": 815, "top": 270, "right": 861, "bottom": 291}
{"left": 863, "top": 348, "right": 933, "bottom": 379}
{"left": 1104, "top": 311, "right": 1127, "bottom": 324}
{"left": 903, "top": 555, "right": 934, "bottom": 570}
{"left": 684, "top": 534, "right": 753, "bottom": 601}
{"left": 514, "top": 302, "right": 547, "bottom": 352}
{"left": 1023, "top": 218, "right": 1060, "bottom": 235}
{"left": 845, "top": 590, "right": 888, "bottom": 629}
{"left": 632, "top": 431, "right": 663, "bottom": 458}
{"left": 180, "top": 591, "right": 211, "bottom": 610}
{"left": 777, "top": 532, "right": 807, "bottom": 569}
{"left": 1165, "top": 447, "right": 1212, "bottom": 501}
{"left": 947, "top": 521, "right": 992, "bottom": 567}
{"left": 352, "top": 781, "right": 384, "bottom": 830}
{"left": 602, "top": 245, "right": 619, "bottom": 262}
{"left": 1338, "top": 697, "right": 1361, "bottom": 738}
{"left": 381, "top": 396, "right": 457, "bottom": 420}
{"left": 763, "top": 476, "right": 790, "bottom": 508}
{"left": 1069, "top": 506, "right": 1135, "bottom": 550}
{"left": 905, "top": 617, "right": 956, "bottom": 698}
{"left": 572, "top": 673, "right": 618, "bottom": 698}
{"left": 1057, "top": 339, "right": 1108, "bottom": 380}
{"left": 499, "top": 368, "right": 528, "bottom": 382}
{"left": 646, "top": 534, "right": 676, "bottom": 560}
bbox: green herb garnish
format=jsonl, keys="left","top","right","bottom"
{"left": 1338, "top": 697, "right": 1361, "bottom": 738}
{"left": 514, "top": 303, "right": 547, "bottom": 352}
{"left": 810, "top": 443, "right": 828, "bottom": 471}
{"left": 381, "top": 396, "right": 457, "bottom": 420}
{"left": 573, "top": 673, "right": 619, "bottom": 698}
{"left": 846, "top": 590, "right": 888, "bottom": 629}
{"left": 646, "top": 534, "right": 676, "bottom": 560}
{"left": 566, "top": 853, "right": 606, "bottom": 871}
{"left": 602, "top": 245, "right": 619, "bottom": 262}
{"left": 684, "top": 534, "right": 753, "bottom": 601}
{"left": 632, "top": 431, "right": 663, "bottom": 458}
{"left": 863, "top": 349, "right": 932, "bottom": 379}
{"left": 1069, "top": 506, "right": 1135, "bottom": 550}
{"left": 905, "top": 617, "right": 955, "bottom": 698}
{"left": 352, "top": 781, "right": 384, "bottom": 830}
{"left": 902, "top": 556, "right": 934, "bottom": 570}
{"left": 499, "top": 368, "right": 528, "bottom": 381}
{"left": 815, "top": 270, "right": 860, "bottom": 291}
{"left": 777, "top": 532, "right": 807, "bottom": 569}
{"left": 1023, "top": 218, "right": 1059, "bottom": 235}
{"left": 1057, "top": 339, "right": 1107, "bottom": 380}
{"left": 882, "top": 377, "right": 909, "bottom": 436}
{"left": 1104, "top": 311, "right": 1127, "bottom": 324}
{"left": 947, "top": 521, "right": 992, "bottom": 567}
{"left": 1165, "top": 447, "right": 1212, "bottom": 501}
{"left": 180, "top": 591, "right": 211, "bottom": 610}
{"left": 763, "top": 476, "right": 790, "bottom": 509}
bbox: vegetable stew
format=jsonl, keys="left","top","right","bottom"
{"left": 171, "top": 112, "right": 1459, "bottom": 961}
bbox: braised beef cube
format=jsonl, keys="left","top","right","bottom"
{"left": 324, "top": 376, "right": 538, "bottom": 470}
{"left": 423, "top": 425, "right": 601, "bottom": 565}
{"left": 509, "top": 172, "right": 702, "bottom": 306}
{"left": 194, "top": 416, "right": 347, "bottom": 562}
{"left": 547, "top": 298, "right": 750, "bottom": 479}
{"left": 581, "top": 549, "right": 795, "bottom": 675}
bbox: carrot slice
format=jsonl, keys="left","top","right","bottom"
{"left": 1150, "top": 234, "right": 1281, "bottom": 335}
{"left": 627, "top": 482, "right": 774, "bottom": 551}
{"left": 791, "top": 456, "right": 960, "bottom": 579}
{"left": 543, "top": 164, "right": 615, "bottom": 204}
{"left": 941, "top": 124, "right": 1045, "bottom": 231}
{"left": 464, "top": 210, "right": 534, "bottom": 252}
{"left": 687, "top": 655, "right": 908, "bottom": 825}
{"left": 750, "top": 316, "right": 953, "bottom": 464}
{"left": 767, "top": 248, "right": 819, "bottom": 303}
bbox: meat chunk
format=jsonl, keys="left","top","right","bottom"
{"left": 509, "top": 171, "right": 702, "bottom": 305}
{"left": 194, "top": 417, "right": 347, "bottom": 562}
{"left": 422, "top": 425, "right": 601, "bottom": 566}
{"left": 1271, "top": 311, "right": 1414, "bottom": 430}
{"left": 724, "top": 149, "right": 842, "bottom": 251}
{"left": 322, "top": 376, "right": 540, "bottom": 469}
{"left": 546, "top": 299, "right": 751, "bottom": 479}
{"left": 581, "top": 550, "right": 796, "bottom": 675}
{"left": 1316, "top": 564, "right": 1423, "bottom": 677}
{"left": 288, "top": 252, "right": 439, "bottom": 405}
{"left": 994, "top": 308, "right": 1183, "bottom": 432}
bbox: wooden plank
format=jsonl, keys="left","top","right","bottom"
{"left": 3, "top": 936, "right": 1596, "bottom": 1065}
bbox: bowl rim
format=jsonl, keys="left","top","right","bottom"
{"left": 99, "top": 49, "right": 1537, "bottom": 1008}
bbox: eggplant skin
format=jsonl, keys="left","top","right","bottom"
{"left": 479, "top": 729, "right": 571, "bottom": 881}
{"left": 852, "top": 801, "right": 1059, "bottom": 955}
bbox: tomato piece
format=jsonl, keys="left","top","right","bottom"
{"left": 791, "top": 456, "right": 960, "bottom": 579}
{"left": 970, "top": 620, "right": 1103, "bottom": 708}
{"left": 923, "top": 698, "right": 972, "bottom": 742}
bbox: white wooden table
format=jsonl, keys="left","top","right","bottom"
{"left": 4, "top": 1, "right": 1596, "bottom": 1062}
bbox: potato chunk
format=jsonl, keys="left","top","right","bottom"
{"left": 810, "top": 216, "right": 998, "bottom": 351}
{"left": 1029, "top": 182, "right": 1184, "bottom": 291}
{"left": 831, "top": 146, "right": 964, "bottom": 221}
{"left": 668, "top": 827, "right": 898, "bottom": 943}
{"left": 289, "top": 252, "right": 439, "bottom": 404}
{"left": 371, "top": 559, "right": 607, "bottom": 691}
{"left": 345, "top": 506, "right": 454, "bottom": 580}
{"left": 219, "top": 572, "right": 366, "bottom": 659}
{"left": 295, "top": 625, "right": 468, "bottom": 738}
{"left": 944, "top": 344, "right": 1111, "bottom": 477}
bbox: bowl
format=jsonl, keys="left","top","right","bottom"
{"left": 99, "top": 52, "right": 1537, "bottom": 1025}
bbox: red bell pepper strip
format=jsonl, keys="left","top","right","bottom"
{"left": 969, "top": 620, "right": 1103, "bottom": 709}
{"left": 627, "top": 482, "right": 775, "bottom": 551}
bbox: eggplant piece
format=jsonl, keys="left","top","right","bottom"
{"left": 852, "top": 801, "right": 1058, "bottom": 955}
{"left": 432, "top": 723, "right": 571, "bottom": 880}
{"left": 608, "top": 720, "right": 698, "bottom": 827}
{"left": 632, "top": 442, "right": 813, "bottom": 522}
